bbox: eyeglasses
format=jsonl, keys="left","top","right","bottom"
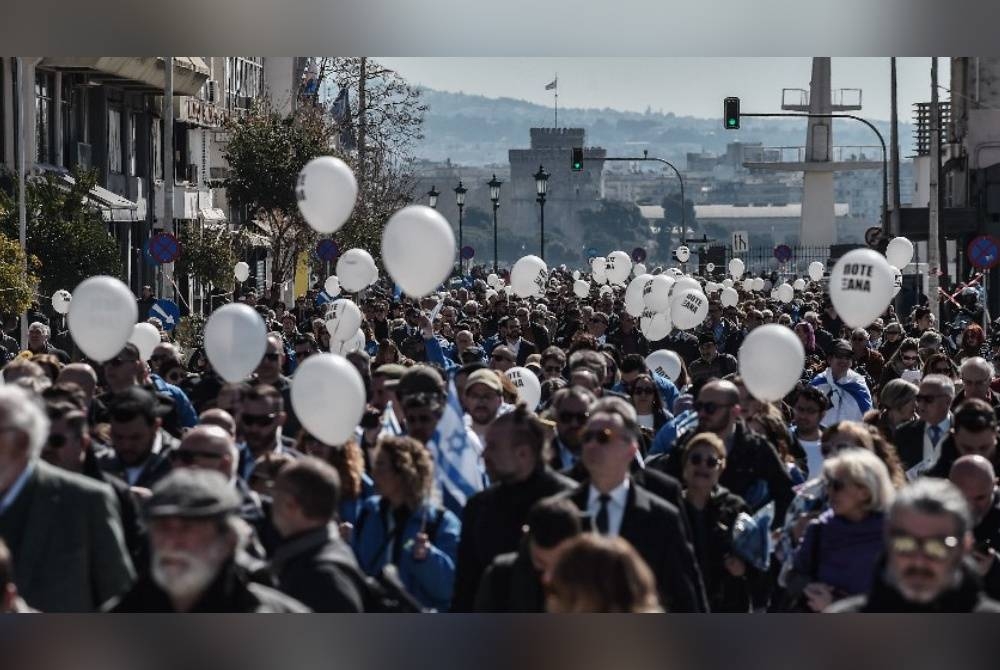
{"left": 170, "top": 449, "right": 224, "bottom": 465}
{"left": 557, "top": 411, "right": 589, "bottom": 425}
{"left": 46, "top": 434, "right": 68, "bottom": 449}
{"left": 889, "top": 532, "right": 960, "bottom": 561}
{"left": 688, "top": 453, "right": 723, "bottom": 469}
{"left": 581, "top": 428, "right": 616, "bottom": 445}
{"left": 694, "top": 401, "right": 733, "bottom": 414}
{"left": 241, "top": 412, "right": 277, "bottom": 427}
{"left": 632, "top": 387, "right": 656, "bottom": 396}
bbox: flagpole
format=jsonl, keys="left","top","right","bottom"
{"left": 554, "top": 75, "right": 558, "bottom": 128}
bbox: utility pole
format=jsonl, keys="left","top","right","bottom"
{"left": 928, "top": 57, "right": 941, "bottom": 325}
{"left": 890, "top": 58, "right": 902, "bottom": 237}
{"left": 161, "top": 57, "right": 175, "bottom": 301}
{"left": 16, "top": 57, "right": 28, "bottom": 348}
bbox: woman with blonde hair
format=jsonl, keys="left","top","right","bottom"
{"left": 544, "top": 534, "right": 662, "bottom": 613}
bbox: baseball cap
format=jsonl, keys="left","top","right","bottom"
{"left": 374, "top": 364, "right": 407, "bottom": 387}
{"left": 145, "top": 469, "right": 241, "bottom": 520}
{"left": 465, "top": 369, "right": 503, "bottom": 395}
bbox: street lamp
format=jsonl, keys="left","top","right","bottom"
{"left": 488, "top": 174, "right": 502, "bottom": 273}
{"left": 426, "top": 185, "right": 439, "bottom": 209}
{"left": 454, "top": 180, "right": 467, "bottom": 274}
{"left": 534, "top": 164, "right": 550, "bottom": 261}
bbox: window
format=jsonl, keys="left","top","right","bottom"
{"left": 108, "top": 108, "right": 122, "bottom": 174}
{"left": 35, "top": 70, "right": 54, "bottom": 164}
{"left": 225, "top": 57, "right": 263, "bottom": 112}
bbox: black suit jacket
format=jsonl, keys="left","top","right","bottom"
{"left": 559, "top": 480, "right": 709, "bottom": 612}
{"left": 269, "top": 524, "right": 365, "bottom": 612}
{"left": 893, "top": 419, "right": 930, "bottom": 471}
{"left": 511, "top": 338, "right": 538, "bottom": 367}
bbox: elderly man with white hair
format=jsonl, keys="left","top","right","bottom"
{"left": 0, "top": 386, "right": 134, "bottom": 611}
{"left": 25, "top": 321, "right": 70, "bottom": 364}
{"left": 955, "top": 357, "right": 1000, "bottom": 418}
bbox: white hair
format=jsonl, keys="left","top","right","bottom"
{"left": 824, "top": 448, "right": 896, "bottom": 514}
{"left": 0, "top": 385, "right": 50, "bottom": 461}
{"left": 921, "top": 374, "right": 956, "bottom": 400}
{"left": 960, "top": 356, "right": 994, "bottom": 380}
{"left": 28, "top": 321, "right": 50, "bottom": 338}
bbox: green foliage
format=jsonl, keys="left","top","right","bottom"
{"left": 174, "top": 223, "right": 244, "bottom": 293}
{"left": 0, "top": 167, "right": 123, "bottom": 298}
{"left": 174, "top": 314, "right": 206, "bottom": 360}
{"left": 578, "top": 201, "right": 654, "bottom": 258}
{"left": 0, "top": 234, "right": 39, "bottom": 315}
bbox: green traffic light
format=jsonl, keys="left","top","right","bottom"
{"left": 727, "top": 118, "right": 736, "bottom": 127}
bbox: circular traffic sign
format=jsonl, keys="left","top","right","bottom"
{"left": 461, "top": 245, "right": 475, "bottom": 260}
{"left": 632, "top": 247, "right": 647, "bottom": 263}
{"left": 968, "top": 235, "right": 1000, "bottom": 270}
{"left": 316, "top": 239, "right": 339, "bottom": 262}
{"left": 773, "top": 244, "right": 793, "bottom": 263}
{"left": 865, "top": 226, "right": 884, "bottom": 248}
{"left": 149, "top": 232, "right": 181, "bottom": 264}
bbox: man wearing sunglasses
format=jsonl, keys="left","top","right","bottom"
{"left": 241, "top": 385, "right": 298, "bottom": 465}
{"left": 925, "top": 399, "right": 999, "bottom": 479}
{"left": 99, "top": 386, "right": 177, "bottom": 490}
{"left": 251, "top": 334, "right": 300, "bottom": 439}
{"left": 808, "top": 339, "right": 873, "bottom": 428}
{"left": 829, "top": 478, "right": 1000, "bottom": 612}
{"left": 557, "top": 397, "right": 708, "bottom": 612}
{"left": 893, "top": 375, "right": 955, "bottom": 474}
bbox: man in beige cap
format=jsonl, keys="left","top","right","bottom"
{"left": 463, "top": 369, "right": 505, "bottom": 444}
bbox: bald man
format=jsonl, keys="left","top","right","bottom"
{"left": 199, "top": 408, "right": 237, "bottom": 439}
{"left": 951, "top": 455, "right": 1000, "bottom": 597}
{"left": 58, "top": 363, "right": 103, "bottom": 425}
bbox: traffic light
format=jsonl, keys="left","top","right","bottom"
{"left": 571, "top": 147, "right": 583, "bottom": 171}
{"left": 724, "top": 97, "right": 740, "bottom": 129}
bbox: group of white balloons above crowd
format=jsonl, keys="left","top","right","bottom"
{"left": 49, "top": 153, "right": 918, "bottom": 444}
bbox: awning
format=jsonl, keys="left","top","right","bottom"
{"left": 199, "top": 207, "right": 227, "bottom": 222}
{"left": 46, "top": 171, "right": 139, "bottom": 223}
{"left": 38, "top": 57, "right": 209, "bottom": 97}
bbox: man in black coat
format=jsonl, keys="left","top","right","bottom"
{"left": 924, "top": 399, "right": 999, "bottom": 480}
{"left": 474, "top": 496, "right": 583, "bottom": 612}
{"left": 646, "top": 379, "right": 793, "bottom": 526}
{"left": 451, "top": 407, "right": 576, "bottom": 611}
{"left": 949, "top": 455, "right": 1000, "bottom": 598}
{"left": 492, "top": 316, "right": 538, "bottom": 367}
{"left": 98, "top": 386, "right": 177, "bottom": 489}
{"left": 893, "top": 374, "right": 955, "bottom": 473}
{"left": 555, "top": 397, "right": 708, "bottom": 612}
{"left": 268, "top": 458, "right": 366, "bottom": 612}
{"left": 107, "top": 469, "right": 308, "bottom": 612}
{"left": 828, "top": 478, "right": 1000, "bottom": 613}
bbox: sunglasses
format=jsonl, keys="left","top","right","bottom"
{"left": 632, "top": 387, "right": 656, "bottom": 396}
{"left": 46, "top": 434, "right": 68, "bottom": 449}
{"left": 558, "top": 411, "right": 589, "bottom": 425}
{"left": 241, "top": 412, "right": 277, "bottom": 427}
{"left": 694, "top": 401, "right": 732, "bottom": 414}
{"left": 581, "top": 428, "right": 616, "bottom": 445}
{"left": 889, "top": 533, "right": 960, "bottom": 561}
{"left": 823, "top": 477, "right": 850, "bottom": 492}
{"left": 688, "top": 453, "right": 723, "bottom": 469}
{"left": 170, "top": 449, "right": 224, "bottom": 465}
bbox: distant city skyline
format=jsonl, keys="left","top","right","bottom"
{"left": 377, "top": 57, "right": 945, "bottom": 122}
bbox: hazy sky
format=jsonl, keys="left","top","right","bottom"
{"left": 377, "top": 57, "right": 946, "bottom": 122}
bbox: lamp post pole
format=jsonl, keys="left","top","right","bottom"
{"left": 534, "top": 164, "right": 550, "bottom": 261}
{"left": 488, "top": 174, "right": 502, "bottom": 273}
{"left": 454, "top": 181, "right": 467, "bottom": 275}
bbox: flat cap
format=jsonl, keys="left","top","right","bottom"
{"left": 145, "top": 469, "right": 241, "bottom": 520}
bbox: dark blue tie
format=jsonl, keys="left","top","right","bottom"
{"left": 595, "top": 494, "right": 611, "bottom": 535}
{"left": 930, "top": 425, "right": 941, "bottom": 446}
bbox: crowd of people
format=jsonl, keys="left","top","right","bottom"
{"left": 2, "top": 262, "right": 1000, "bottom": 614}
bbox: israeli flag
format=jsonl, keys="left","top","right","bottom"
{"left": 381, "top": 401, "right": 404, "bottom": 437}
{"left": 427, "top": 380, "right": 485, "bottom": 514}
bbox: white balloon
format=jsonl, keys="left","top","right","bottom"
{"left": 591, "top": 257, "right": 608, "bottom": 285}
{"left": 729, "top": 258, "right": 745, "bottom": 278}
{"left": 626, "top": 273, "right": 653, "bottom": 306}
{"left": 675, "top": 246, "right": 691, "bottom": 263}
{"left": 573, "top": 279, "right": 590, "bottom": 298}
{"left": 204, "top": 304, "right": 267, "bottom": 383}
{"left": 336, "top": 248, "right": 377, "bottom": 292}
{"left": 645, "top": 349, "right": 682, "bottom": 382}
{"left": 605, "top": 251, "right": 633, "bottom": 285}
{"left": 326, "top": 299, "right": 363, "bottom": 342}
{"left": 739, "top": 324, "right": 805, "bottom": 402}
{"left": 793, "top": 278, "right": 806, "bottom": 291}
{"left": 752, "top": 278, "right": 765, "bottom": 292}
{"left": 234, "top": 262, "right": 250, "bottom": 283}
{"left": 673, "top": 276, "right": 702, "bottom": 295}
{"left": 67, "top": 276, "right": 138, "bottom": 362}
{"left": 324, "top": 275, "right": 341, "bottom": 298}
{"left": 886, "top": 237, "right": 914, "bottom": 269}
{"left": 506, "top": 367, "right": 542, "bottom": 410}
{"left": 572, "top": 270, "right": 581, "bottom": 281}
{"left": 720, "top": 287, "right": 739, "bottom": 307}
{"left": 624, "top": 292, "right": 646, "bottom": 317}
{"left": 640, "top": 311, "right": 671, "bottom": 341}
{"left": 742, "top": 278, "right": 754, "bottom": 292}
{"left": 129, "top": 323, "right": 161, "bottom": 361}
{"left": 512, "top": 255, "right": 549, "bottom": 298}
{"left": 292, "top": 353, "right": 366, "bottom": 445}
{"left": 722, "top": 278, "right": 734, "bottom": 289}
{"left": 643, "top": 275, "right": 674, "bottom": 313}
{"left": 808, "top": 261, "right": 825, "bottom": 281}
{"left": 891, "top": 265, "right": 903, "bottom": 297}
{"left": 382, "top": 205, "right": 455, "bottom": 297}
{"left": 332, "top": 328, "right": 366, "bottom": 355}
{"left": 633, "top": 263, "right": 647, "bottom": 277}
{"left": 51, "top": 289, "right": 72, "bottom": 315}
{"left": 770, "top": 289, "right": 779, "bottom": 300}
{"left": 777, "top": 283, "right": 794, "bottom": 303}
{"left": 296, "top": 156, "right": 358, "bottom": 234}
{"left": 599, "top": 285, "right": 614, "bottom": 297}
{"left": 829, "top": 248, "right": 896, "bottom": 328}
{"left": 706, "top": 263, "right": 716, "bottom": 273}
{"left": 670, "top": 289, "right": 709, "bottom": 330}
{"left": 666, "top": 267, "right": 684, "bottom": 278}
{"left": 487, "top": 273, "right": 500, "bottom": 288}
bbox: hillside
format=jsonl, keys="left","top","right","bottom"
{"left": 415, "top": 88, "right": 913, "bottom": 167}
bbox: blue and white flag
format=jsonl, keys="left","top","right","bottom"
{"left": 427, "top": 380, "right": 485, "bottom": 514}
{"left": 380, "top": 402, "right": 404, "bottom": 437}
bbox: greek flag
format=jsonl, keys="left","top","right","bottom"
{"left": 427, "top": 380, "right": 485, "bottom": 514}
{"left": 545, "top": 78, "right": 557, "bottom": 91}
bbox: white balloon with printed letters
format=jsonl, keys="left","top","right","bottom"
{"left": 891, "top": 265, "right": 903, "bottom": 297}
{"left": 645, "top": 349, "right": 682, "bottom": 383}
{"left": 325, "top": 299, "right": 363, "bottom": 342}
{"left": 296, "top": 156, "right": 358, "bottom": 234}
{"left": 382, "top": 205, "right": 455, "bottom": 297}
{"left": 51, "top": 289, "right": 72, "bottom": 315}
{"left": 739, "top": 324, "right": 805, "bottom": 402}
{"left": 643, "top": 275, "right": 675, "bottom": 313}
{"left": 829, "top": 248, "right": 895, "bottom": 328}
{"left": 292, "top": 353, "right": 366, "bottom": 445}
{"left": 675, "top": 246, "right": 691, "bottom": 263}
{"left": 640, "top": 311, "right": 671, "bottom": 341}
{"left": 203, "top": 304, "right": 267, "bottom": 383}
{"left": 511, "top": 255, "right": 548, "bottom": 298}
{"left": 808, "top": 261, "right": 825, "bottom": 282}
{"left": 67, "top": 276, "right": 138, "bottom": 363}
{"left": 605, "top": 251, "right": 633, "bottom": 285}
{"left": 670, "top": 288, "right": 709, "bottom": 330}
{"left": 505, "top": 367, "right": 542, "bottom": 410}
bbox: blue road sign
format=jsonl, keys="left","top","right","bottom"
{"left": 773, "top": 244, "right": 793, "bottom": 263}
{"left": 316, "top": 239, "right": 339, "bottom": 262}
{"left": 968, "top": 235, "right": 1000, "bottom": 270}
{"left": 632, "top": 247, "right": 647, "bottom": 263}
{"left": 587, "top": 247, "right": 599, "bottom": 258}
{"left": 149, "top": 232, "right": 181, "bottom": 264}
{"left": 461, "top": 245, "right": 476, "bottom": 260}
{"left": 149, "top": 299, "right": 181, "bottom": 332}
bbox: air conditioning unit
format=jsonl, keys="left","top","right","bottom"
{"left": 207, "top": 80, "right": 219, "bottom": 104}
{"left": 75, "top": 142, "right": 92, "bottom": 169}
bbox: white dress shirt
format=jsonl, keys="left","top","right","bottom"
{"left": 587, "top": 478, "right": 630, "bottom": 537}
